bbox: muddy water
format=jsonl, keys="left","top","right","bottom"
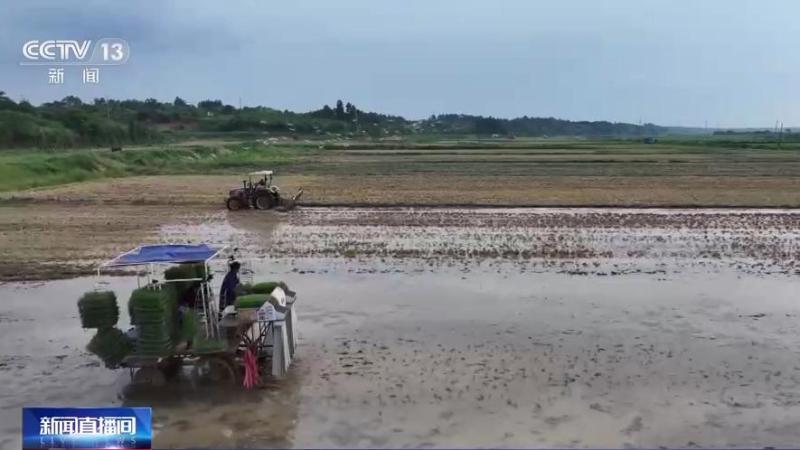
{"left": 2, "top": 208, "right": 800, "bottom": 448}
{"left": 249, "top": 207, "right": 800, "bottom": 275}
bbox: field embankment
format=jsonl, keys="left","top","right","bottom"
{"left": 0, "top": 142, "right": 312, "bottom": 192}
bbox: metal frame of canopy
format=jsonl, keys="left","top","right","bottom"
{"left": 247, "top": 170, "right": 273, "bottom": 188}
{"left": 248, "top": 170, "right": 273, "bottom": 176}
{"left": 98, "top": 243, "right": 229, "bottom": 339}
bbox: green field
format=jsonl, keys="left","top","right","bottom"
{"left": 0, "top": 143, "right": 316, "bottom": 191}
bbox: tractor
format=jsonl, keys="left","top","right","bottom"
{"left": 225, "top": 170, "right": 303, "bottom": 211}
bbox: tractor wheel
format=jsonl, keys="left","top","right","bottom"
{"left": 255, "top": 194, "right": 274, "bottom": 210}
{"left": 226, "top": 197, "right": 244, "bottom": 211}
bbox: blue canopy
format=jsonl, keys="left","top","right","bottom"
{"left": 105, "top": 244, "right": 221, "bottom": 267}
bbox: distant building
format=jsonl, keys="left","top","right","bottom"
{"left": 643, "top": 137, "right": 657, "bottom": 144}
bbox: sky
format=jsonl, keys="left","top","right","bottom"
{"left": 1, "top": 0, "right": 798, "bottom": 127}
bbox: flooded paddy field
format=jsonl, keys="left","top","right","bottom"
{"left": 262, "top": 207, "right": 800, "bottom": 273}
{"left": 1, "top": 206, "right": 800, "bottom": 448}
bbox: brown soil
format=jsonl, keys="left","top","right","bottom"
{"left": 3, "top": 174, "right": 800, "bottom": 207}
{"left": 0, "top": 204, "right": 222, "bottom": 281}
{"left": 1, "top": 173, "right": 799, "bottom": 281}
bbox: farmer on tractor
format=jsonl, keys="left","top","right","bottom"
{"left": 225, "top": 170, "right": 303, "bottom": 211}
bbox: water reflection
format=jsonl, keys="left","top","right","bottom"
{"left": 120, "top": 367, "right": 303, "bottom": 448}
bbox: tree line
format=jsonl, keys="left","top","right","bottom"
{"left": 0, "top": 91, "right": 665, "bottom": 148}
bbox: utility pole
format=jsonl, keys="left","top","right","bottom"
{"left": 779, "top": 121, "right": 784, "bottom": 149}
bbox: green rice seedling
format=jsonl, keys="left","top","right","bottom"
{"left": 128, "top": 287, "right": 178, "bottom": 356}
{"left": 237, "top": 283, "right": 254, "bottom": 295}
{"left": 192, "top": 335, "right": 227, "bottom": 354}
{"left": 164, "top": 263, "right": 206, "bottom": 303}
{"left": 178, "top": 308, "right": 197, "bottom": 343}
{"left": 235, "top": 294, "right": 269, "bottom": 309}
{"left": 77, "top": 291, "right": 119, "bottom": 328}
{"left": 249, "top": 281, "right": 282, "bottom": 295}
{"left": 86, "top": 327, "right": 133, "bottom": 368}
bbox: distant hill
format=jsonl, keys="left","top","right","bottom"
{"left": 1, "top": 91, "right": 670, "bottom": 148}
{"left": 662, "top": 126, "right": 709, "bottom": 136}
{"left": 419, "top": 114, "right": 664, "bottom": 137}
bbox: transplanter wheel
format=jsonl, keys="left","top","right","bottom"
{"left": 159, "top": 357, "right": 183, "bottom": 379}
{"left": 192, "top": 356, "right": 238, "bottom": 384}
{"left": 133, "top": 366, "right": 167, "bottom": 387}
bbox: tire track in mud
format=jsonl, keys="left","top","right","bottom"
{"left": 251, "top": 208, "right": 800, "bottom": 276}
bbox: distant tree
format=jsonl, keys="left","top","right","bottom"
{"left": 62, "top": 95, "right": 83, "bottom": 107}
{"left": 128, "top": 119, "right": 137, "bottom": 142}
{"left": 345, "top": 102, "right": 359, "bottom": 121}
{"left": 335, "top": 100, "right": 345, "bottom": 120}
{"left": 474, "top": 117, "right": 506, "bottom": 135}
{"left": 198, "top": 99, "right": 223, "bottom": 110}
{"left": 0, "top": 91, "right": 16, "bottom": 110}
{"left": 0, "top": 89, "right": 669, "bottom": 149}
{"left": 17, "top": 100, "right": 34, "bottom": 113}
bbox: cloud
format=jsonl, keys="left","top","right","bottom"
{"left": 2, "top": 0, "right": 800, "bottom": 126}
